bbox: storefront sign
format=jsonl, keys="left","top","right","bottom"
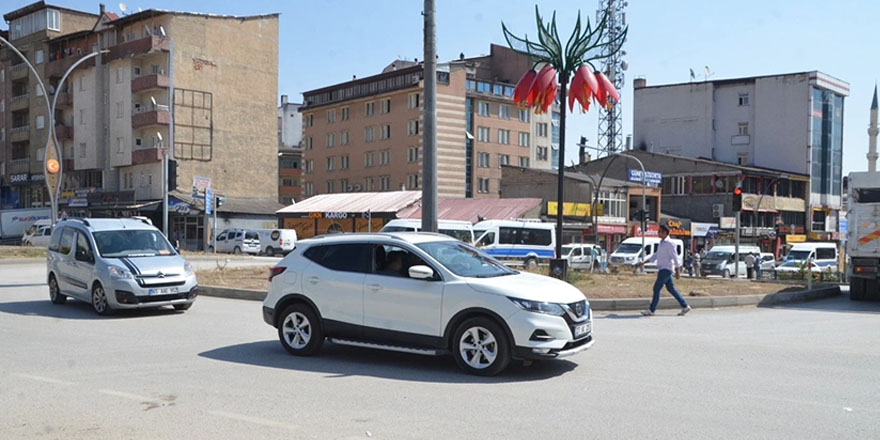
{"left": 547, "top": 201, "right": 591, "bottom": 217}
{"left": 809, "top": 231, "right": 831, "bottom": 241}
{"left": 10, "top": 173, "right": 29, "bottom": 184}
{"left": 192, "top": 176, "right": 212, "bottom": 199}
{"left": 169, "top": 199, "right": 192, "bottom": 215}
{"left": 30, "top": 174, "right": 45, "bottom": 182}
{"left": 786, "top": 234, "right": 807, "bottom": 243}
{"left": 632, "top": 224, "right": 660, "bottom": 237}
{"left": 719, "top": 217, "right": 736, "bottom": 229}
{"left": 308, "top": 212, "right": 323, "bottom": 219}
{"left": 597, "top": 224, "right": 626, "bottom": 234}
{"left": 325, "top": 212, "right": 348, "bottom": 219}
{"left": 665, "top": 219, "right": 690, "bottom": 236}
{"left": 691, "top": 222, "right": 719, "bottom": 238}
{"left": 87, "top": 191, "right": 135, "bottom": 206}
{"left": 627, "top": 169, "right": 662, "bottom": 186}
{"left": 68, "top": 198, "right": 88, "bottom": 207}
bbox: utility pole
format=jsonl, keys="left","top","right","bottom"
{"left": 421, "top": 0, "right": 438, "bottom": 233}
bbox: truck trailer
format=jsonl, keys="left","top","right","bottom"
{"left": 846, "top": 171, "right": 880, "bottom": 300}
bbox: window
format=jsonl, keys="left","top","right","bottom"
{"left": 478, "top": 178, "right": 490, "bottom": 193}
{"left": 79, "top": 109, "right": 85, "bottom": 125}
{"left": 133, "top": 66, "right": 141, "bottom": 77}
{"left": 518, "top": 108, "right": 530, "bottom": 123}
{"left": 738, "top": 123, "right": 749, "bottom": 135}
{"left": 35, "top": 84, "right": 43, "bottom": 97}
{"left": 58, "top": 228, "right": 74, "bottom": 255}
{"left": 117, "top": 137, "right": 124, "bottom": 154}
{"left": 365, "top": 101, "right": 375, "bottom": 116}
{"left": 279, "top": 156, "right": 299, "bottom": 169}
{"left": 380, "top": 98, "right": 391, "bottom": 114}
{"left": 341, "top": 155, "right": 349, "bottom": 169}
{"left": 408, "top": 174, "right": 419, "bottom": 189}
{"left": 497, "top": 154, "right": 509, "bottom": 168}
{"left": 78, "top": 142, "right": 86, "bottom": 158}
{"left": 341, "top": 106, "right": 349, "bottom": 121}
{"left": 327, "top": 109, "right": 336, "bottom": 123}
{"left": 477, "top": 82, "right": 491, "bottom": 93}
{"left": 47, "top": 9, "right": 60, "bottom": 31}
{"left": 519, "top": 156, "right": 529, "bottom": 168}
{"left": 36, "top": 147, "right": 44, "bottom": 162}
{"left": 408, "top": 146, "right": 419, "bottom": 162}
{"left": 75, "top": 232, "right": 94, "bottom": 263}
{"left": 79, "top": 76, "right": 85, "bottom": 92}
{"left": 304, "top": 182, "right": 313, "bottom": 196}
{"left": 380, "top": 124, "right": 391, "bottom": 140}
{"left": 409, "top": 93, "right": 420, "bottom": 109}
{"left": 737, "top": 154, "right": 749, "bottom": 165}
{"left": 537, "top": 123, "right": 548, "bottom": 137}
{"left": 478, "top": 102, "right": 490, "bottom": 116}
{"left": 116, "top": 67, "right": 124, "bottom": 84}
{"left": 340, "top": 179, "right": 349, "bottom": 192}
{"left": 373, "top": 244, "right": 429, "bottom": 278}
{"left": 499, "top": 227, "right": 552, "bottom": 246}
{"left": 738, "top": 93, "right": 749, "bottom": 106}
{"left": 380, "top": 175, "right": 391, "bottom": 191}
{"left": 493, "top": 84, "right": 504, "bottom": 95}
{"left": 327, "top": 180, "right": 335, "bottom": 193}
{"left": 466, "top": 79, "right": 476, "bottom": 90}
{"left": 365, "top": 127, "right": 375, "bottom": 142}
{"left": 326, "top": 157, "right": 336, "bottom": 171}
{"left": 116, "top": 102, "right": 124, "bottom": 118}
{"left": 477, "top": 127, "right": 490, "bottom": 142}
{"left": 518, "top": 132, "right": 530, "bottom": 147}
{"left": 304, "top": 160, "right": 314, "bottom": 173}
{"left": 380, "top": 150, "right": 391, "bottom": 166}
{"left": 408, "top": 120, "right": 420, "bottom": 136}
{"left": 364, "top": 151, "right": 375, "bottom": 167}
{"left": 326, "top": 133, "right": 335, "bottom": 147}
{"left": 364, "top": 177, "right": 375, "bottom": 191}
{"left": 498, "top": 104, "right": 510, "bottom": 119}
{"left": 816, "top": 247, "right": 836, "bottom": 260}
{"left": 340, "top": 130, "right": 350, "bottom": 145}
{"left": 498, "top": 129, "right": 510, "bottom": 144}
{"left": 537, "top": 146, "right": 549, "bottom": 161}
{"left": 478, "top": 152, "right": 490, "bottom": 168}
{"left": 35, "top": 115, "right": 45, "bottom": 129}
{"left": 304, "top": 136, "right": 313, "bottom": 150}
{"left": 35, "top": 50, "right": 44, "bottom": 64}
{"left": 303, "top": 114, "right": 313, "bottom": 127}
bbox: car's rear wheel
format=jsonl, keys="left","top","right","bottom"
{"left": 723, "top": 269, "right": 731, "bottom": 279}
{"left": 48, "top": 274, "right": 66, "bottom": 305}
{"left": 91, "top": 283, "right": 113, "bottom": 316}
{"left": 265, "top": 247, "right": 275, "bottom": 257}
{"left": 524, "top": 257, "right": 538, "bottom": 270}
{"left": 453, "top": 317, "right": 511, "bottom": 376}
{"left": 278, "top": 304, "right": 323, "bottom": 356}
{"left": 173, "top": 303, "right": 193, "bottom": 311}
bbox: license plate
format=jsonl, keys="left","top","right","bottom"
{"left": 574, "top": 322, "right": 591, "bottom": 337}
{"left": 149, "top": 287, "right": 178, "bottom": 296}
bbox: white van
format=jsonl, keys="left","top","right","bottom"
{"left": 608, "top": 237, "right": 684, "bottom": 272}
{"left": 701, "top": 245, "right": 761, "bottom": 278}
{"left": 21, "top": 220, "right": 53, "bottom": 247}
{"left": 381, "top": 219, "right": 474, "bottom": 243}
{"left": 473, "top": 220, "right": 555, "bottom": 268}
{"left": 561, "top": 243, "right": 606, "bottom": 271}
{"left": 211, "top": 229, "right": 261, "bottom": 255}
{"left": 784, "top": 242, "right": 838, "bottom": 269}
{"left": 254, "top": 229, "right": 297, "bottom": 256}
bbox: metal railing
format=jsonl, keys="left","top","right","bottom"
{"left": 11, "top": 124, "right": 30, "bottom": 134}
{"left": 11, "top": 93, "right": 29, "bottom": 102}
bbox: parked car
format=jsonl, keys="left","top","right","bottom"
{"left": 700, "top": 245, "right": 761, "bottom": 278}
{"left": 46, "top": 218, "right": 198, "bottom": 315}
{"left": 254, "top": 229, "right": 297, "bottom": 256}
{"left": 784, "top": 242, "right": 839, "bottom": 270}
{"left": 774, "top": 260, "right": 822, "bottom": 278}
{"left": 381, "top": 219, "right": 475, "bottom": 243}
{"left": 561, "top": 243, "right": 606, "bottom": 270}
{"left": 211, "top": 229, "right": 261, "bottom": 254}
{"left": 22, "top": 221, "right": 53, "bottom": 247}
{"left": 472, "top": 220, "right": 556, "bottom": 269}
{"left": 759, "top": 252, "right": 777, "bottom": 272}
{"left": 609, "top": 237, "right": 684, "bottom": 272}
{"left": 262, "top": 232, "right": 593, "bottom": 376}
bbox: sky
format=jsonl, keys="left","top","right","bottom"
{"left": 7, "top": 0, "right": 879, "bottom": 174}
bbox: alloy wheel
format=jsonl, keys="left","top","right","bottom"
{"left": 459, "top": 326, "right": 498, "bottom": 369}
{"left": 282, "top": 312, "right": 312, "bottom": 349}
{"left": 93, "top": 285, "right": 108, "bottom": 314}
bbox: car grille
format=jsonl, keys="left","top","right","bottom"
{"left": 138, "top": 293, "right": 188, "bottom": 303}
{"left": 610, "top": 256, "right": 624, "bottom": 264}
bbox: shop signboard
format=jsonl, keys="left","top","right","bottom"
{"left": 192, "top": 176, "right": 212, "bottom": 199}
{"left": 627, "top": 169, "right": 662, "bottom": 186}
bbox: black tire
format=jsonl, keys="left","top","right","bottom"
{"left": 173, "top": 303, "right": 193, "bottom": 311}
{"left": 723, "top": 269, "right": 731, "bottom": 279}
{"left": 233, "top": 246, "right": 242, "bottom": 255}
{"left": 266, "top": 247, "right": 275, "bottom": 257}
{"left": 278, "top": 303, "right": 324, "bottom": 356}
{"left": 524, "top": 257, "right": 538, "bottom": 270}
{"left": 452, "top": 317, "right": 511, "bottom": 376}
{"left": 48, "top": 274, "right": 66, "bottom": 305}
{"left": 91, "top": 283, "right": 114, "bottom": 316}
{"left": 850, "top": 278, "right": 866, "bottom": 301}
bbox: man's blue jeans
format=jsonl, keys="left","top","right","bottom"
{"left": 651, "top": 269, "right": 689, "bottom": 312}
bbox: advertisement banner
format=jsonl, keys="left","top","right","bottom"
{"left": 192, "top": 176, "right": 212, "bottom": 199}
{"left": 547, "top": 201, "right": 591, "bottom": 217}
{"left": 691, "top": 222, "right": 719, "bottom": 237}
{"left": 719, "top": 217, "right": 736, "bottom": 229}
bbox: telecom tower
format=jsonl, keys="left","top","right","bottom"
{"left": 597, "top": 0, "right": 628, "bottom": 157}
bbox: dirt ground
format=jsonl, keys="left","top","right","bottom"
{"left": 0, "top": 246, "right": 47, "bottom": 259}
{"left": 196, "top": 265, "right": 810, "bottom": 299}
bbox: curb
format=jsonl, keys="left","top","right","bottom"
{"left": 589, "top": 285, "right": 841, "bottom": 311}
{"left": 0, "top": 258, "right": 43, "bottom": 265}
{"left": 199, "top": 285, "right": 267, "bottom": 301}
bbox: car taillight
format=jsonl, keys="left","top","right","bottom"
{"left": 268, "top": 266, "right": 286, "bottom": 282}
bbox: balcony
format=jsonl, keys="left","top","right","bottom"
{"left": 55, "top": 91, "right": 73, "bottom": 108}
{"left": 131, "top": 73, "right": 170, "bottom": 94}
{"left": 10, "top": 93, "right": 29, "bottom": 110}
{"left": 11, "top": 63, "right": 28, "bottom": 79}
{"left": 45, "top": 54, "right": 92, "bottom": 78}
{"left": 107, "top": 35, "right": 171, "bottom": 62}
{"left": 131, "top": 147, "right": 166, "bottom": 165}
{"left": 131, "top": 106, "right": 171, "bottom": 129}
{"left": 55, "top": 125, "right": 74, "bottom": 141}
{"left": 10, "top": 125, "right": 30, "bottom": 141}
{"left": 10, "top": 157, "right": 30, "bottom": 172}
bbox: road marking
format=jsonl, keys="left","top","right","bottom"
{"left": 14, "top": 373, "right": 75, "bottom": 386}
{"left": 98, "top": 389, "right": 156, "bottom": 403}
{"left": 208, "top": 410, "right": 299, "bottom": 431}
{"left": 740, "top": 393, "right": 880, "bottom": 414}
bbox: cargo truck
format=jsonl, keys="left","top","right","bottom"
{"left": 846, "top": 171, "right": 880, "bottom": 300}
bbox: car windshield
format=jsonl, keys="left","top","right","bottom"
{"left": 786, "top": 250, "right": 812, "bottom": 260}
{"left": 705, "top": 251, "right": 732, "bottom": 261}
{"left": 93, "top": 230, "right": 176, "bottom": 258}
{"left": 561, "top": 245, "right": 577, "bottom": 256}
{"left": 382, "top": 226, "right": 416, "bottom": 232}
{"left": 615, "top": 243, "right": 643, "bottom": 254}
{"left": 416, "top": 240, "right": 517, "bottom": 278}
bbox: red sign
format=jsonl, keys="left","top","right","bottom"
{"left": 597, "top": 224, "right": 626, "bottom": 234}
{"left": 632, "top": 224, "right": 660, "bottom": 237}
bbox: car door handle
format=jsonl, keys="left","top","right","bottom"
{"left": 367, "top": 283, "right": 381, "bottom": 291}
{"left": 307, "top": 276, "right": 319, "bottom": 284}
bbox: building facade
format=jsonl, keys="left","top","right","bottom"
{"left": 0, "top": 2, "right": 279, "bottom": 247}
{"left": 632, "top": 71, "right": 848, "bottom": 239}
{"left": 278, "top": 94, "right": 302, "bottom": 204}
{"left": 299, "top": 44, "right": 553, "bottom": 200}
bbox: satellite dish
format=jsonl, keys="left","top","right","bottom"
{"left": 144, "top": 25, "right": 151, "bottom": 36}
{"left": 118, "top": 2, "right": 127, "bottom": 13}
{"left": 158, "top": 26, "right": 166, "bottom": 37}
{"left": 156, "top": 132, "right": 163, "bottom": 141}
{"left": 150, "top": 96, "right": 157, "bottom": 106}
{"left": 620, "top": 60, "right": 629, "bottom": 71}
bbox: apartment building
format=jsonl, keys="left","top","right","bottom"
{"left": 0, "top": 2, "right": 279, "bottom": 243}
{"left": 278, "top": 94, "right": 302, "bottom": 204}
{"left": 300, "top": 44, "right": 552, "bottom": 200}
{"left": 633, "top": 71, "right": 848, "bottom": 240}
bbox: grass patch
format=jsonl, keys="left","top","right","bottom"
{"left": 0, "top": 245, "right": 47, "bottom": 259}
{"left": 196, "top": 266, "right": 271, "bottom": 291}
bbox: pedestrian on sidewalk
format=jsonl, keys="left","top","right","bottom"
{"left": 693, "top": 250, "right": 702, "bottom": 277}
{"left": 636, "top": 225, "right": 691, "bottom": 316}
{"left": 685, "top": 252, "right": 694, "bottom": 277}
{"left": 745, "top": 252, "right": 755, "bottom": 280}
{"left": 753, "top": 252, "right": 762, "bottom": 280}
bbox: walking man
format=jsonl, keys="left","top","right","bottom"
{"left": 745, "top": 252, "right": 756, "bottom": 280}
{"left": 753, "top": 252, "right": 762, "bottom": 280}
{"left": 636, "top": 225, "right": 691, "bottom": 316}
{"left": 693, "top": 250, "right": 702, "bottom": 277}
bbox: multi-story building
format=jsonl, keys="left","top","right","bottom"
{"left": 299, "top": 44, "right": 553, "bottom": 200}
{"left": 278, "top": 94, "right": 302, "bottom": 204}
{"left": 632, "top": 71, "right": 848, "bottom": 240}
{"left": 0, "top": 2, "right": 279, "bottom": 246}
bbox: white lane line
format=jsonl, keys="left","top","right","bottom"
{"left": 13, "top": 373, "right": 75, "bottom": 386}
{"left": 208, "top": 410, "right": 299, "bottom": 431}
{"left": 98, "top": 389, "right": 156, "bottom": 403}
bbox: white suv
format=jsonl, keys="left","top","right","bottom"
{"left": 262, "top": 232, "right": 593, "bottom": 376}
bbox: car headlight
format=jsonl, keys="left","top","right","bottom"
{"left": 509, "top": 298, "right": 566, "bottom": 316}
{"left": 108, "top": 265, "right": 133, "bottom": 280}
{"left": 184, "top": 262, "right": 194, "bottom": 275}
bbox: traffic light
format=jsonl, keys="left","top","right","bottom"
{"left": 732, "top": 185, "right": 743, "bottom": 212}
{"left": 215, "top": 195, "right": 226, "bottom": 208}
{"left": 167, "top": 159, "right": 178, "bottom": 190}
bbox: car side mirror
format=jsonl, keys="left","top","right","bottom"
{"left": 408, "top": 265, "right": 434, "bottom": 280}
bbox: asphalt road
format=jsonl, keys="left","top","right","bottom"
{"left": 1, "top": 262, "right": 879, "bottom": 439}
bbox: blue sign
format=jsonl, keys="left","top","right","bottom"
{"left": 205, "top": 188, "right": 212, "bottom": 215}
{"left": 628, "top": 169, "right": 662, "bottom": 186}
{"left": 839, "top": 218, "right": 847, "bottom": 241}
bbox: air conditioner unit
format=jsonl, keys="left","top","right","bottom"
{"left": 353, "top": 184, "right": 362, "bottom": 191}
{"left": 712, "top": 203, "right": 724, "bottom": 218}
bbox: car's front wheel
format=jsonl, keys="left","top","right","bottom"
{"left": 453, "top": 317, "right": 511, "bottom": 376}
{"left": 278, "top": 304, "right": 324, "bottom": 356}
{"left": 91, "top": 283, "right": 114, "bottom": 316}
{"left": 723, "top": 269, "right": 731, "bottom": 279}
{"left": 48, "top": 274, "right": 66, "bottom": 305}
